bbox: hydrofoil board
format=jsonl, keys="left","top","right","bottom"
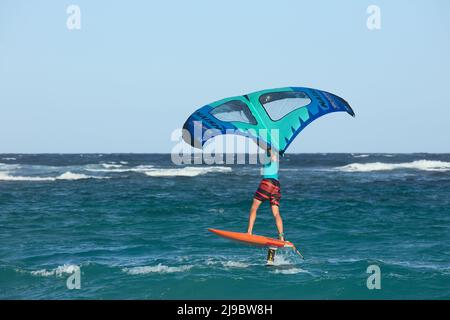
{"left": 208, "top": 228, "right": 304, "bottom": 259}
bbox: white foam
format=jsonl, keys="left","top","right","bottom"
{"left": 205, "top": 258, "right": 252, "bottom": 268}
{"left": 0, "top": 171, "right": 104, "bottom": 181}
{"left": 31, "top": 264, "right": 80, "bottom": 277}
{"left": 86, "top": 164, "right": 154, "bottom": 173}
{"left": 336, "top": 160, "right": 450, "bottom": 172}
{"left": 380, "top": 259, "right": 450, "bottom": 271}
{"left": 271, "top": 267, "right": 308, "bottom": 275}
{"left": 326, "top": 258, "right": 362, "bottom": 265}
{"left": 129, "top": 165, "right": 155, "bottom": 171}
{"left": 205, "top": 259, "right": 216, "bottom": 266}
{"left": 86, "top": 168, "right": 128, "bottom": 173}
{"left": 273, "top": 254, "right": 294, "bottom": 266}
{"left": 0, "top": 163, "right": 20, "bottom": 170}
{"left": 144, "top": 166, "right": 231, "bottom": 177}
{"left": 101, "top": 163, "right": 123, "bottom": 169}
{"left": 222, "top": 261, "right": 250, "bottom": 268}
{"left": 0, "top": 172, "right": 54, "bottom": 181}
{"left": 56, "top": 171, "right": 106, "bottom": 180}
{"left": 352, "top": 154, "right": 369, "bottom": 158}
{"left": 1, "top": 157, "right": 16, "bottom": 160}
{"left": 123, "top": 263, "right": 193, "bottom": 275}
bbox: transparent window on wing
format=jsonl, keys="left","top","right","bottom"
{"left": 259, "top": 91, "right": 311, "bottom": 121}
{"left": 210, "top": 100, "right": 257, "bottom": 125}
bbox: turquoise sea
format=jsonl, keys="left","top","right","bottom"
{"left": 0, "top": 153, "right": 449, "bottom": 299}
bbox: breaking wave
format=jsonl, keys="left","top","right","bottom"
{"left": 336, "top": 160, "right": 450, "bottom": 172}
{"left": 56, "top": 171, "right": 104, "bottom": 180}
{"left": 0, "top": 171, "right": 105, "bottom": 181}
{"left": 30, "top": 264, "right": 80, "bottom": 277}
{"left": 143, "top": 166, "right": 232, "bottom": 177}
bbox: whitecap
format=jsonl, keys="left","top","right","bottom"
{"left": 271, "top": 267, "right": 308, "bottom": 275}
{"left": 221, "top": 261, "right": 250, "bottom": 268}
{"left": 123, "top": 263, "right": 193, "bottom": 275}
{"left": 205, "top": 258, "right": 252, "bottom": 268}
{"left": 0, "top": 172, "right": 55, "bottom": 181}
{"left": 336, "top": 160, "right": 450, "bottom": 172}
{"left": 353, "top": 154, "right": 369, "bottom": 158}
{"left": 56, "top": 171, "right": 95, "bottom": 180}
{"left": 0, "top": 171, "right": 105, "bottom": 181}
{"left": 327, "top": 257, "right": 362, "bottom": 264}
{"left": 143, "top": 166, "right": 231, "bottom": 177}
{"left": 31, "top": 264, "right": 80, "bottom": 277}
{"left": 86, "top": 164, "right": 154, "bottom": 173}
{"left": 127, "top": 165, "right": 156, "bottom": 173}
{"left": 101, "top": 163, "right": 123, "bottom": 169}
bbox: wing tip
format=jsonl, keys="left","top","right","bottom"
{"left": 346, "top": 105, "right": 356, "bottom": 117}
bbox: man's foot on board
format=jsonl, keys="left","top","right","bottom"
{"left": 278, "top": 233, "right": 285, "bottom": 241}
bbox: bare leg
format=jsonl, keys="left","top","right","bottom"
{"left": 271, "top": 205, "right": 284, "bottom": 240}
{"left": 247, "top": 199, "right": 262, "bottom": 234}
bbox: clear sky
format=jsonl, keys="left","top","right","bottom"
{"left": 1, "top": 0, "right": 449, "bottom": 153}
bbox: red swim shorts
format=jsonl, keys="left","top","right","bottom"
{"left": 253, "top": 178, "right": 281, "bottom": 206}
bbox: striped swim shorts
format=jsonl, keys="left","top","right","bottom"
{"left": 253, "top": 178, "right": 281, "bottom": 206}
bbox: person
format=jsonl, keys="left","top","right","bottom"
{"left": 247, "top": 147, "right": 284, "bottom": 241}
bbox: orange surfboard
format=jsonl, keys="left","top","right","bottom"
{"left": 208, "top": 228, "right": 304, "bottom": 259}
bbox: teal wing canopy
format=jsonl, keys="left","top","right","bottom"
{"left": 182, "top": 87, "right": 355, "bottom": 154}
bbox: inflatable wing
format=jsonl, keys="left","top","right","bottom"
{"left": 182, "top": 87, "right": 354, "bottom": 155}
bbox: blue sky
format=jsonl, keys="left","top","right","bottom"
{"left": 1, "top": 0, "right": 449, "bottom": 153}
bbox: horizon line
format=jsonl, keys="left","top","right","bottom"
{"left": 1, "top": 152, "right": 449, "bottom": 155}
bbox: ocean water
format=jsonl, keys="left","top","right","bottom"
{"left": 0, "top": 153, "right": 449, "bottom": 299}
